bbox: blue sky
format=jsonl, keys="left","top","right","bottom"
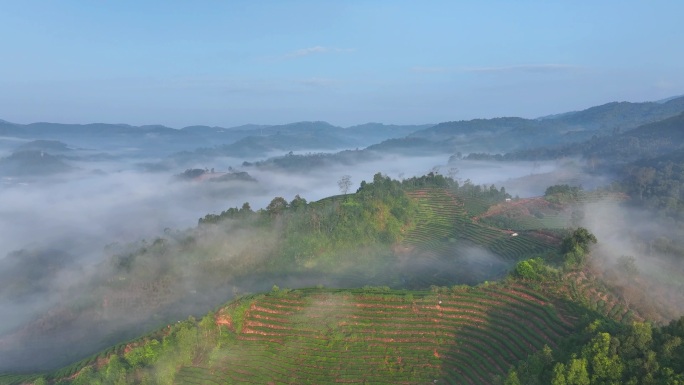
{"left": 1, "top": 1, "right": 683, "bottom": 127}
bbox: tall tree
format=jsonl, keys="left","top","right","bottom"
{"left": 338, "top": 175, "right": 352, "bottom": 195}
{"left": 266, "top": 197, "right": 288, "bottom": 217}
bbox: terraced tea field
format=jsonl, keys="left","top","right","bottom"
{"left": 175, "top": 286, "right": 581, "bottom": 385}
{"left": 477, "top": 192, "right": 628, "bottom": 232}
{"left": 401, "top": 189, "right": 557, "bottom": 284}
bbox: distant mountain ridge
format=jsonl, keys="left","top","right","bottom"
{"left": 463, "top": 111, "right": 684, "bottom": 165}
{"left": 539, "top": 97, "right": 684, "bottom": 129}
{"left": 2, "top": 95, "right": 684, "bottom": 164}
{"left": 404, "top": 96, "right": 684, "bottom": 154}
{"left": 233, "top": 95, "right": 684, "bottom": 172}
{"left": 0, "top": 119, "right": 434, "bottom": 160}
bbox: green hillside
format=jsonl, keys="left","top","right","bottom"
{"left": 405, "top": 96, "right": 684, "bottom": 155}
{"left": 5, "top": 174, "right": 684, "bottom": 384}
{"left": 3, "top": 173, "right": 561, "bottom": 372}
{"left": 400, "top": 187, "right": 557, "bottom": 286}
{"left": 9, "top": 282, "right": 590, "bottom": 385}
{"left": 8, "top": 268, "right": 684, "bottom": 385}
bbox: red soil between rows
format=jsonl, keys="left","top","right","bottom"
{"left": 240, "top": 307, "right": 557, "bottom": 350}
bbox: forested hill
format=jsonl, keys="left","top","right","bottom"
{"left": 579, "top": 111, "right": 684, "bottom": 163}
{"left": 465, "top": 111, "right": 684, "bottom": 163}
{"left": 0, "top": 172, "right": 571, "bottom": 375}
{"left": 539, "top": 95, "right": 684, "bottom": 130}
{"left": 619, "top": 146, "right": 684, "bottom": 220}
{"left": 241, "top": 107, "right": 684, "bottom": 173}
{"left": 0, "top": 150, "right": 74, "bottom": 176}
{"left": 3, "top": 172, "right": 684, "bottom": 384}
{"left": 405, "top": 96, "right": 684, "bottom": 154}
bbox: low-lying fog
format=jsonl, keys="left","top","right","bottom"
{"left": 0, "top": 147, "right": 630, "bottom": 371}
{"left": 0, "top": 154, "right": 586, "bottom": 261}
{"left": 581, "top": 201, "right": 684, "bottom": 322}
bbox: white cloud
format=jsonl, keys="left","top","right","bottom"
{"left": 410, "top": 66, "right": 452, "bottom": 73}
{"left": 465, "top": 64, "right": 580, "bottom": 73}
{"left": 283, "top": 46, "right": 354, "bottom": 59}
{"left": 412, "top": 64, "right": 580, "bottom": 74}
{"left": 654, "top": 79, "right": 677, "bottom": 90}
{"left": 298, "top": 77, "right": 339, "bottom": 88}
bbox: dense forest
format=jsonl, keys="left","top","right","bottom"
{"left": 621, "top": 149, "right": 684, "bottom": 221}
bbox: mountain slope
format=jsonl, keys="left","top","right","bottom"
{"left": 580, "top": 111, "right": 684, "bottom": 162}
{"left": 0, "top": 175, "right": 562, "bottom": 373}
{"left": 470, "top": 110, "right": 684, "bottom": 163}
{"left": 0, "top": 150, "right": 74, "bottom": 176}
{"left": 13, "top": 283, "right": 588, "bottom": 385}
{"left": 407, "top": 96, "right": 684, "bottom": 154}
{"left": 543, "top": 96, "right": 684, "bottom": 130}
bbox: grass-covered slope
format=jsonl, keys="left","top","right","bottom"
{"left": 19, "top": 283, "right": 588, "bottom": 385}
{"left": 0, "top": 175, "right": 603, "bottom": 379}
